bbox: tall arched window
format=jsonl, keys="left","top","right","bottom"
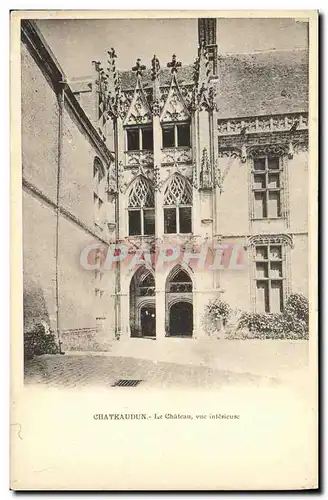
{"left": 93, "top": 157, "right": 106, "bottom": 227}
{"left": 128, "top": 177, "right": 155, "bottom": 236}
{"left": 164, "top": 174, "right": 192, "bottom": 234}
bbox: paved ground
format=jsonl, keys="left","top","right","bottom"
{"left": 24, "top": 338, "right": 308, "bottom": 389}
{"left": 108, "top": 338, "right": 309, "bottom": 378}
{"left": 24, "top": 353, "right": 277, "bottom": 389}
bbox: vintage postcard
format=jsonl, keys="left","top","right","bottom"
{"left": 11, "top": 10, "right": 318, "bottom": 490}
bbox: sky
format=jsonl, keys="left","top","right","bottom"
{"left": 35, "top": 17, "right": 309, "bottom": 80}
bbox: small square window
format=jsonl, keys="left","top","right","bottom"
{"left": 164, "top": 207, "right": 177, "bottom": 234}
{"left": 268, "top": 173, "right": 280, "bottom": 188}
{"left": 162, "top": 126, "right": 175, "bottom": 148}
{"left": 268, "top": 191, "right": 281, "bottom": 218}
{"left": 127, "top": 129, "right": 139, "bottom": 151}
{"left": 270, "top": 262, "right": 283, "bottom": 278}
{"left": 177, "top": 124, "right": 191, "bottom": 147}
{"left": 254, "top": 174, "right": 266, "bottom": 189}
{"left": 142, "top": 128, "right": 153, "bottom": 150}
{"left": 269, "top": 246, "right": 282, "bottom": 260}
{"left": 256, "top": 262, "right": 268, "bottom": 278}
{"left": 128, "top": 210, "right": 141, "bottom": 236}
{"left": 268, "top": 156, "right": 280, "bottom": 170}
{"left": 256, "top": 246, "right": 268, "bottom": 260}
{"left": 253, "top": 158, "right": 266, "bottom": 171}
{"left": 179, "top": 207, "right": 192, "bottom": 233}
{"left": 143, "top": 209, "right": 155, "bottom": 235}
{"left": 254, "top": 191, "right": 267, "bottom": 218}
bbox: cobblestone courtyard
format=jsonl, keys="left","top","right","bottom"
{"left": 24, "top": 339, "right": 308, "bottom": 389}
{"left": 25, "top": 353, "right": 273, "bottom": 389}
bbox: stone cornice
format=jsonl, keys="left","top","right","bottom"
{"left": 247, "top": 234, "right": 294, "bottom": 248}
{"left": 217, "top": 112, "right": 308, "bottom": 136}
{"left": 218, "top": 130, "right": 308, "bottom": 162}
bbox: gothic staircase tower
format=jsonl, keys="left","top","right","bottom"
{"left": 194, "top": 18, "right": 220, "bottom": 289}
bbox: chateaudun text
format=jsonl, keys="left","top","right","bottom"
{"left": 93, "top": 413, "right": 240, "bottom": 420}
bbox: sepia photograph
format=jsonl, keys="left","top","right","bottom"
{"left": 21, "top": 15, "right": 312, "bottom": 389}
{"left": 11, "top": 10, "right": 318, "bottom": 490}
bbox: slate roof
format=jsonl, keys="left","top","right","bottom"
{"left": 71, "top": 49, "right": 309, "bottom": 119}
{"left": 216, "top": 49, "right": 308, "bottom": 118}
{"left": 118, "top": 65, "right": 195, "bottom": 90}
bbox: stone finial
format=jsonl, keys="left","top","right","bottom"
{"left": 92, "top": 60, "right": 102, "bottom": 72}
{"left": 132, "top": 58, "right": 146, "bottom": 77}
{"left": 167, "top": 54, "right": 182, "bottom": 73}
{"left": 151, "top": 55, "right": 160, "bottom": 81}
{"left": 107, "top": 48, "right": 117, "bottom": 74}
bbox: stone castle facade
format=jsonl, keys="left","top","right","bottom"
{"left": 21, "top": 18, "right": 309, "bottom": 350}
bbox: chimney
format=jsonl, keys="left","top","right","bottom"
{"left": 198, "top": 18, "right": 218, "bottom": 75}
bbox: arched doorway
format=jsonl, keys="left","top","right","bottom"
{"left": 165, "top": 266, "right": 193, "bottom": 337}
{"left": 169, "top": 301, "right": 193, "bottom": 337}
{"left": 130, "top": 267, "right": 155, "bottom": 338}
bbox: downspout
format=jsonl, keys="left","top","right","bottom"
{"left": 209, "top": 109, "right": 217, "bottom": 291}
{"left": 55, "top": 80, "right": 66, "bottom": 353}
{"left": 114, "top": 118, "right": 121, "bottom": 339}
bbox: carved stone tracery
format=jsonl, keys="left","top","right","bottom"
{"left": 123, "top": 60, "right": 152, "bottom": 126}
{"left": 218, "top": 113, "right": 308, "bottom": 136}
{"left": 125, "top": 150, "right": 154, "bottom": 168}
{"left": 160, "top": 77, "right": 190, "bottom": 123}
{"left": 161, "top": 148, "right": 192, "bottom": 166}
{"left": 153, "top": 164, "right": 161, "bottom": 191}
{"left": 247, "top": 144, "right": 289, "bottom": 158}
{"left": 128, "top": 175, "right": 154, "bottom": 208}
{"left": 192, "top": 43, "right": 217, "bottom": 112}
{"left": 199, "top": 148, "right": 213, "bottom": 190}
{"left": 164, "top": 174, "right": 192, "bottom": 205}
{"left": 247, "top": 234, "right": 294, "bottom": 248}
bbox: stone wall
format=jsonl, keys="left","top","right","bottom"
{"left": 21, "top": 33, "right": 116, "bottom": 350}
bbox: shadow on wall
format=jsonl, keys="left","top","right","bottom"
{"left": 23, "top": 282, "right": 61, "bottom": 362}
{"left": 23, "top": 282, "right": 51, "bottom": 332}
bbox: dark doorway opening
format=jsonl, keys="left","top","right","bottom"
{"left": 140, "top": 306, "right": 156, "bottom": 337}
{"left": 169, "top": 302, "right": 193, "bottom": 337}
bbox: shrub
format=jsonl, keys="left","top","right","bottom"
{"left": 24, "top": 322, "right": 59, "bottom": 360}
{"left": 284, "top": 293, "right": 309, "bottom": 325}
{"left": 237, "top": 312, "right": 286, "bottom": 339}
{"left": 234, "top": 294, "right": 309, "bottom": 340}
{"left": 202, "top": 299, "right": 231, "bottom": 336}
{"left": 203, "top": 293, "right": 310, "bottom": 340}
{"left": 282, "top": 315, "right": 308, "bottom": 338}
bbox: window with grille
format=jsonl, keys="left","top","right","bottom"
{"left": 137, "top": 271, "right": 155, "bottom": 296}
{"left": 252, "top": 156, "right": 282, "bottom": 219}
{"left": 255, "top": 244, "right": 284, "bottom": 313}
{"left": 93, "top": 158, "right": 106, "bottom": 228}
{"left": 164, "top": 175, "right": 192, "bottom": 234}
{"left": 128, "top": 177, "right": 155, "bottom": 236}
{"left": 126, "top": 126, "right": 153, "bottom": 151}
{"left": 168, "top": 269, "right": 192, "bottom": 293}
{"left": 162, "top": 123, "right": 191, "bottom": 148}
